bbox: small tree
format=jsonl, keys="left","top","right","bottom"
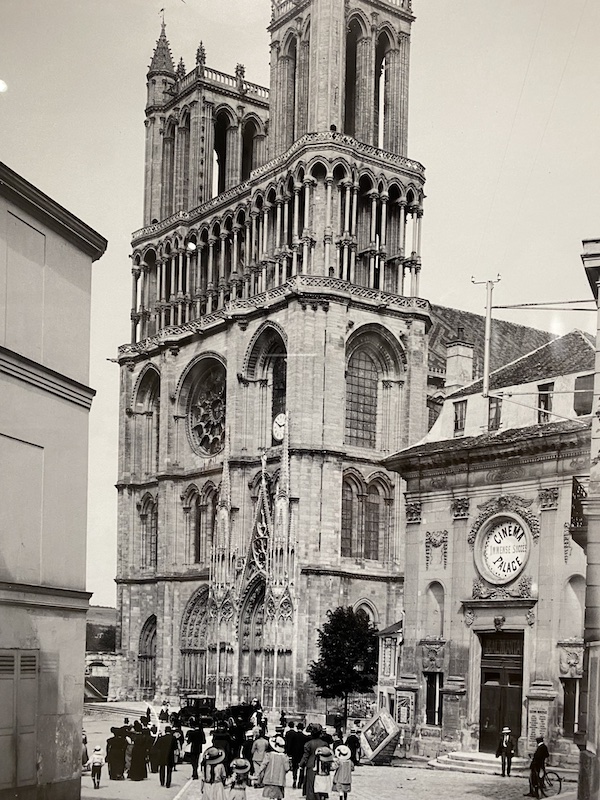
{"left": 308, "top": 606, "right": 378, "bottom": 726}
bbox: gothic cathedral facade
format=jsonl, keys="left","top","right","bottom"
{"left": 114, "top": 0, "right": 429, "bottom": 710}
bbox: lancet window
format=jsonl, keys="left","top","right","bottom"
{"left": 340, "top": 471, "right": 393, "bottom": 561}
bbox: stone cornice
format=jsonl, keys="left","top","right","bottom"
{"left": 301, "top": 566, "right": 403, "bottom": 583}
{"left": 386, "top": 423, "right": 590, "bottom": 477}
{"left": 0, "top": 581, "right": 91, "bottom": 612}
{"left": 118, "top": 275, "right": 430, "bottom": 361}
{"left": 0, "top": 346, "right": 96, "bottom": 409}
{"left": 115, "top": 572, "right": 209, "bottom": 585}
{"left": 0, "top": 162, "right": 107, "bottom": 261}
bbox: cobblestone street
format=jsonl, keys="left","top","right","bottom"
{"left": 83, "top": 710, "right": 577, "bottom": 800}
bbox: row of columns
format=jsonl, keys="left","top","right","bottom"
{"left": 131, "top": 182, "right": 423, "bottom": 343}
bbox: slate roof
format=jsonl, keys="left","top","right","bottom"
{"left": 428, "top": 305, "right": 556, "bottom": 379}
{"left": 383, "top": 418, "right": 591, "bottom": 474}
{"left": 448, "top": 329, "right": 595, "bottom": 398}
{"left": 149, "top": 22, "right": 175, "bottom": 75}
{"left": 377, "top": 620, "right": 403, "bottom": 637}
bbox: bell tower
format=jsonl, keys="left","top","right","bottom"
{"left": 268, "top": 0, "right": 414, "bottom": 157}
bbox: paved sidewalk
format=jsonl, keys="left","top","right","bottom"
{"left": 180, "top": 763, "right": 577, "bottom": 800}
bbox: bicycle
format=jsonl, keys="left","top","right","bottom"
{"left": 538, "top": 767, "right": 563, "bottom": 797}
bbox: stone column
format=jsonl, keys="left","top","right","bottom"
{"left": 302, "top": 180, "right": 311, "bottom": 273}
{"left": 131, "top": 267, "right": 140, "bottom": 343}
{"left": 324, "top": 178, "right": 333, "bottom": 275}
{"left": 207, "top": 236, "right": 216, "bottom": 312}
{"left": 202, "top": 102, "right": 215, "bottom": 200}
{"left": 219, "top": 233, "right": 227, "bottom": 307}
{"left": 380, "top": 193, "right": 388, "bottom": 291}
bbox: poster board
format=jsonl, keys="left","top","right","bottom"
{"left": 360, "top": 708, "right": 400, "bottom": 761}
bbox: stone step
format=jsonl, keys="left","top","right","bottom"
{"left": 429, "top": 753, "right": 529, "bottom": 777}
{"left": 428, "top": 751, "right": 579, "bottom": 782}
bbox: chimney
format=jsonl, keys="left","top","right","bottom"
{"left": 445, "top": 327, "right": 474, "bottom": 394}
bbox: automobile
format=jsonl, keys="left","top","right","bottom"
{"left": 178, "top": 693, "right": 216, "bottom": 727}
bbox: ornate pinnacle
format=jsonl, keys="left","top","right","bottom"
{"left": 196, "top": 41, "right": 206, "bottom": 67}
{"left": 176, "top": 57, "right": 186, "bottom": 80}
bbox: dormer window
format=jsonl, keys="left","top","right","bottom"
{"left": 538, "top": 382, "right": 554, "bottom": 423}
{"left": 453, "top": 400, "right": 467, "bottom": 436}
{"left": 488, "top": 396, "right": 502, "bottom": 431}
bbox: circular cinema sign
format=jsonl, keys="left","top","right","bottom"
{"left": 475, "top": 514, "right": 531, "bottom": 585}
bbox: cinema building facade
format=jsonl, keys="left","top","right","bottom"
{"left": 383, "top": 331, "right": 592, "bottom": 768}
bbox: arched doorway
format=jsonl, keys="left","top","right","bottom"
{"left": 239, "top": 580, "right": 266, "bottom": 704}
{"left": 180, "top": 588, "right": 209, "bottom": 693}
{"left": 138, "top": 614, "right": 157, "bottom": 699}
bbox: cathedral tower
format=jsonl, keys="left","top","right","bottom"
{"left": 115, "top": 0, "right": 428, "bottom": 711}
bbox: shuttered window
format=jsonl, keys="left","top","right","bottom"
{"left": 0, "top": 650, "right": 39, "bottom": 790}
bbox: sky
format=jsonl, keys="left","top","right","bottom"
{"left": 1, "top": 0, "right": 599, "bottom": 607}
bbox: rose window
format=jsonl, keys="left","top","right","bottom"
{"left": 188, "top": 363, "right": 226, "bottom": 455}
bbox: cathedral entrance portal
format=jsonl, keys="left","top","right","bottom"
{"left": 479, "top": 632, "right": 523, "bottom": 753}
{"left": 239, "top": 580, "right": 266, "bottom": 705}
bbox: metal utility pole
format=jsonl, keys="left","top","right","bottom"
{"left": 472, "top": 276, "right": 501, "bottom": 431}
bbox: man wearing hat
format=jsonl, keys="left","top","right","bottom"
{"left": 299, "top": 724, "right": 328, "bottom": 800}
{"left": 156, "top": 725, "right": 179, "bottom": 788}
{"left": 495, "top": 726, "right": 515, "bottom": 777}
{"left": 257, "top": 735, "right": 290, "bottom": 798}
{"left": 525, "top": 735, "right": 550, "bottom": 798}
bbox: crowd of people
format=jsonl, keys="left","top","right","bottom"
{"left": 83, "top": 699, "right": 364, "bottom": 797}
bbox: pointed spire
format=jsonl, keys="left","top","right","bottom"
{"left": 149, "top": 21, "right": 175, "bottom": 75}
{"left": 196, "top": 41, "right": 206, "bottom": 67}
{"left": 176, "top": 57, "right": 186, "bottom": 81}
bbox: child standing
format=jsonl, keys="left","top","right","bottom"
{"left": 313, "top": 745, "right": 334, "bottom": 800}
{"left": 332, "top": 745, "right": 354, "bottom": 800}
{"left": 257, "top": 735, "right": 290, "bottom": 799}
{"left": 88, "top": 746, "right": 104, "bottom": 789}
{"left": 201, "top": 747, "right": 227, "bottom": 800}
{"left": 227, "top": 758, "right": 251, "bottom": 799}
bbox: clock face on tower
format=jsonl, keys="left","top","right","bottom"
{"left": 475, "top": 515, "right": 531, "bottom": 585}
{"left": 272, "top": 412, "right": 286, "bottom": 442}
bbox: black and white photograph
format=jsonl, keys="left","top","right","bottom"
{"left": 1, "top": 1, "right": 600, "bottom": 798}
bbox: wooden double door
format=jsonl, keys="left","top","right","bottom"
{"left": 479, "top": 632, "right": 523, "bottom": 753}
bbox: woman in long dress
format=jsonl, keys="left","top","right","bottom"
{"left": 201, "top": 747, "right": 227, "bottom": 800}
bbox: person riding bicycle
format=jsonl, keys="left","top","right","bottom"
{"left": 524, "top": 735, "right": 550, "bottom": 798}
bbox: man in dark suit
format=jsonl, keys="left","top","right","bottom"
{"left": 157, "top": 726, "right": 178, "bottom": 788}
{"left": 299, "top": 724, "right": 328, "bottom": 800}
{"left": 186, "top": 719, "right": 206, "bottom": 780}
{"left": 495, "top": 726, "right": 515, "bottom": 777}
{"left": 524, "top": 735, "right": 550, "bottom": 798}
{"left": 284, "top": 721, "right": 303, "bottom": 789}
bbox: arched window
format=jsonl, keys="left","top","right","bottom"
{"left": 365, "top": 484, "right": 383, "bottom": 560}
{"left": 341, "top": 472, "right": 393, "bottom": 561}
{"left": 134, "top": 367, "right": 160, "bottom": 476}
{"left": 139, "top": 494, "right": 158, "bottom": 569}
{"left": 178, "top": 112, "right": 191, "bottom": 210}
{"left": 346, "top": 350, "right": 378, "bottom": 448}
{"left": 344, "top": 327, "right": 404, "bottom": 452}
{"left": 341, "top": 480, "right": 358, "bottom": 557}
{"left": 344, "top": 19, "right": 361, "bottom": 138}
{"left": 425, "top": 582, "right": 445, "bottom": 638}
{"left": 180, "top": 357, "right": 227, "bottom": 456}
{"left": 161, "top": 120, "right": 176, "bottom": 217}
{"left": 138, "top": 614, "right": 157, "bottom": 697}
{"left": 374, "top": 32, "right": 392, "bottom": 149}
{"left": 242, "top": 119, "right": 258, "bottom": 181}
{"left": 244, "top": 324, "right": 288, "bottom": 448}
{"left": 180, "top": 589, "right": 209, "bottom": 692}
{"left": 213, "top": 110, "right": 232, "bottom": 196}
{"left": 199, "top": 484, "right": 218, "bottom": 564}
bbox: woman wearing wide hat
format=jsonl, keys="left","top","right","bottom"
{"left": 201, "top": 747, "right": 227, "bottom": 800}
{"left": 257, "top": 735, "right": 290, "bottom": 799}
{"left": 313, "top": 746, "right": 334, "bottom": 800}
